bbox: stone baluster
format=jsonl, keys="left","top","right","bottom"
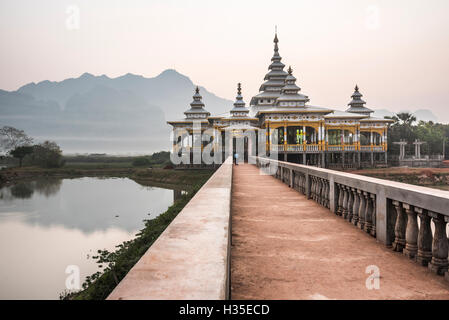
{"left": 300, "top": 175, "right": 304, "bottom": 194}
{"left": 322, "top": 180, "right": 327, "bottom": 208}
{"left": 364, "top": 192, "right": 373, "bottom": 234}
{"left": 403, "top": 203, "right": 418, "bottom": 259}
{"left": 301, "top": 174, "right": 305, "bottom": 194}
{"left": 292, "top": 172, "right": 296, "bottom": 189}
{"left": 325, "top": 181, "right": 330, "bottom": 208}
{"left": 311, "top": 177, "right": 316, "bottom": 200}
{"left": 428, "top": 212, "right": 449, "bottom": 275}
{"left": 346, "top": 186, "right": 354, "bottom": 222}
{"left": 416, "top": 207, "right": 432, "bottom": 266}
{"left": 357, "top": 190, "right": 366, "bottom": 229}
{"left": 370, "top": 194, "right": 376, "bottom": 237}
{"left": 337, "top": 184, "right": 343, "bottom": 216}
{"left": 342, "top": 186, "right": 349, "bottom": 219}
{"left": 318, "top": 179, "right": 323, "bottom": 205}
{"left": 392, "top": 200, "right": 406, "bottom": 252}
{"left": 351, "top": 188, "right": 360, "bottom": 226}
{"left": 317, "top": 178, "right": 321, "bottom": 204}
{"left": 320, "top": 179, "right": 325, "bottom": 206}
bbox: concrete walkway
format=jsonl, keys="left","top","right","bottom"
{"left": 230, "top": 164, "right": 449, "bottom": 300}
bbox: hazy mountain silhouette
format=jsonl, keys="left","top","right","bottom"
{"left": 0, "top": 70, "right": 232, "bottom": 154}
{"left": 373, "top": 108, "right": 438, "bottom": 122}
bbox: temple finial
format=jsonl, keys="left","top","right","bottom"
{"left": 355, "top": 84, "right": 359, "bottom": 92}
{"left": 288, "top": 66, "right": 293, "bottom": 75}
{"left": 274, "top": 26, "right": 278, "bottom": 44}
{"left": 195, "top": 86, "right": 199, "bottom": 94}
{"left": 237, "top": 83, "right": 242, "bottom": 95}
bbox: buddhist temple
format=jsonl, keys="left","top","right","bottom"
{"left": 168, "top": 32, "right": 393, "bottom": 168}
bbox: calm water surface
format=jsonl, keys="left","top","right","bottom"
{"left": 0, "top": 177, "right": 178, "bottom": 299}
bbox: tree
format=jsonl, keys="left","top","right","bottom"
{"left": 132, "top": 157, "right": 150, "bottom": 167}
{"left": 395, "top": 112, "right": 417, "bottom": 126}
{"left": 385, "top": 112, "right": 418, "bottom": 156}
{"left": 9, "top": 145, "right": 34, "bottom": 167}
{"left": 30, "top": 141, "right": 64, "bottom": 168}
{"left": 0, "top": 126, "right": 33, "bottom": 153}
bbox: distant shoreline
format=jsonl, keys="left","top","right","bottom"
{"left": 0, "top": 165, "right": 215, "bottom": 191}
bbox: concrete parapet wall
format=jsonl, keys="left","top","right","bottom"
{"left": 108, "top": 157, "right": 233, "bottom": 300}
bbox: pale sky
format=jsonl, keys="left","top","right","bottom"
{"left": 1, "top": 0, "right": 449, "bottom": 121}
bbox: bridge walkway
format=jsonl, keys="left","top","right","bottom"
{"left": 230, "top": 163, "right": 449, "bottom": 299}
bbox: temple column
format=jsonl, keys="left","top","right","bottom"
{"left": 283, "top": 124, "right": 287, "bottom": 161}
{"left": 266, "top": 122, "right": 270, "bottom": 156}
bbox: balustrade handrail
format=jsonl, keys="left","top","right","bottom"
{"left": 250, "top": 156, "right": 449, "bottom": 215}
{"left": 251, "top": 155, "right": 449, "bottom": 278}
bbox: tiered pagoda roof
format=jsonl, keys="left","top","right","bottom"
{"left": 250, "top": 33, "right": 288, "bottom": 106}
{"left": 184, "top": 86, "right": 210, "bottom": 119}
{"left": 345, "top": 85, "right": 373, "bottom": 116}
{"left": 276, "top": 66, "right": 310, "bottom": 107}
{"left": 230, "top": 83, "right": 250, "bottom": 117}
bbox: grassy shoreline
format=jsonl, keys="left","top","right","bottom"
{"left": 0, "top": 165, "right": 214, "bottom": 190}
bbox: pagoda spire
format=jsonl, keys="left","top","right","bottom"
{"left": 249, "top": 31, "right": 289, "bottom": 106}
{"left": 230, "top": 82, "right": 249, "bottom": 116}
{"left": 264, "top": 31, "right": 287, "bottom": 80}
{"left": 346, "top": 85, "right": 373, "bottom": 115}
{"left": 184, "top": 86, "right": 210, "bottom": 119}
{"left": 348, "top": 84, "right": 366, "bottom": 107}
{"left": 276, "top": 65, "right": 309, "bottom": 107}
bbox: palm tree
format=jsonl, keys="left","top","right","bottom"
{"left": 396, "top": 112, "right": 416, "bottom": 126}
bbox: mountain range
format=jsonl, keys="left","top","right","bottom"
{"left": 0, "top": 70, "right": 232, "bottom": 154}
{"left": 0, "top": 70, "right": 441, "bottom": 154}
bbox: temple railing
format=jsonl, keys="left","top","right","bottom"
{"left": 252, "top": 156, "right": 449, "bottom": 279}
{"left": 327, "top": 145, "right": 342, "bottom": 151}
{"left": 269, "top": 144, "right": 384, "bottom": 152}
{"left": 270, "top": 144, "right": 320, "bottom": 152}
{"left": 360, "top": 145, "right": 384, "bottom": 152}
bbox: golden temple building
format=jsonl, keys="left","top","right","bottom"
{"left": 168, "top": 33, "right": 393, "bottom": 169}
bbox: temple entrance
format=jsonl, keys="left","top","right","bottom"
{"left": 232, "top": 136, "right": 249, "bottom": 163}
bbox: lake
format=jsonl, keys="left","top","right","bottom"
{"left": 0, "top": 177, "right": 178, "bottom": 299}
